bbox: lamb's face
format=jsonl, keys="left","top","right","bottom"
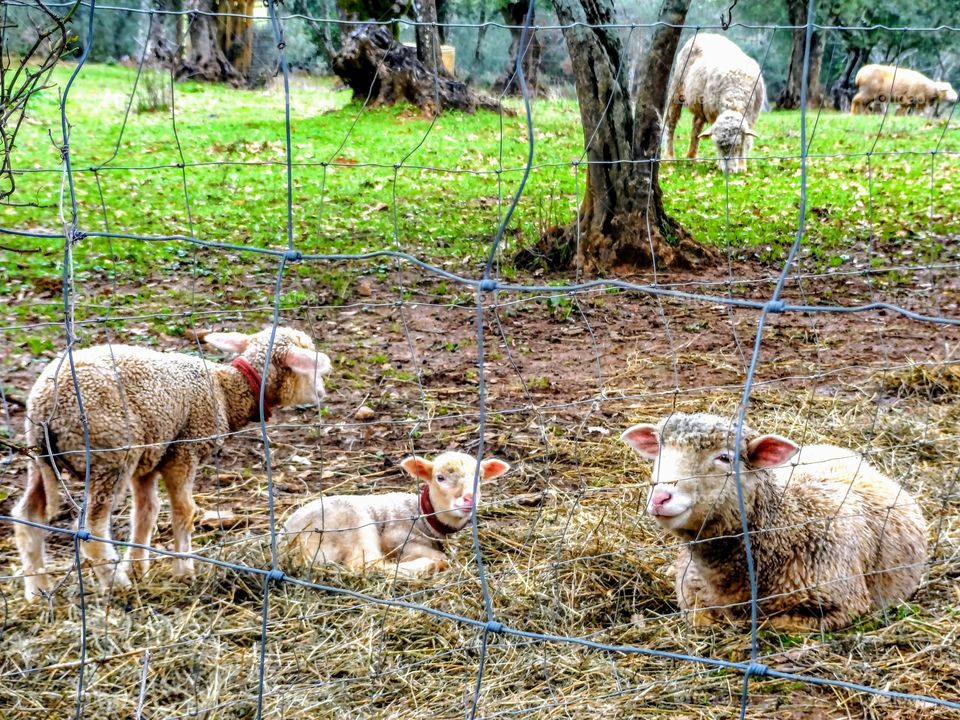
{"left": 707, "top": 110, "right": 753, "bottom": 174}
{"left": 401, "top": 452, "right": 511, "bottom": 525}
{"left": 265, "top": 327, "right": 332, "bottom": 406}
{"left": 621, "top": 413, "right": 798, "bottom": 535}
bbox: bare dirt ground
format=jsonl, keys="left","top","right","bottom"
{"left": 1, "top": 252, "right": 959, "bottom": 718}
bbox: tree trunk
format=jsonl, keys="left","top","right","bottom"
{"left": 177, "top": 0, "right": 246, "bottom": 86}
{"left": 140, "top": 0, "right": 183, "bottom": 67}
{"left": 493, "top": 2, "right": 543, "bottom": 97}
{"left": 830, "top": 45, "right": 868, "bottom": 111}
{"left": 777, "top": 0, "right": 822, "bottom": 109}
{"left": 520, "top": 0, "right": 714, "bottom": 273}
{"left": 413, "top": 0, "right": 445, "bottom": 77}
{"left": 219, "top": 0, "right": 255, "bottom": 78}
{"left": 331, "top": 25, "right": 502, "bottom": 116}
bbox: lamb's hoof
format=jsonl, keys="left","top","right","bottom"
{"left": 431, "top": 559, "right": 449, "bottom": 574}
{"left": 171, "top": 559, "right": 196, "bottom": 582}
{"left": 93, "top": 562, "right": 131, "bottom": 592}
{"left": 23, "top": 571, "right": 54, "bottom": 602}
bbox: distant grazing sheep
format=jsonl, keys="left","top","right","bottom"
{"left": 852, "top": 64, "right": 958, "bottom": 116}
{"left": 621, "top": 412, "right": 927, "bottom": 631}
{"left": 284, "top": 452, "right": 510, "bottom": 577}
{"left": 665, "top": 33, "right": 766, "bottom": 173}
{"left": 13, "top": 327, "right": 331, "bottom": 600}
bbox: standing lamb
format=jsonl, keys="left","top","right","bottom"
{"left": 13, "top": 326, "right": 331, "bottom": 600}
{"left": 664, "top": 33, "right": 766, "bottom": 173}
{"left": 621, "top": 412, "right": 927, "bottom": 631}
{"left": 852, "top": 64, "right": 958, "bottom": 115}
{"left": 283, "top": 452, "right": 510, "bottom": 577}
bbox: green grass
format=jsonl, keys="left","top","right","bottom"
{"left": 3, "top": 61, "right": 959, "bottom": 313}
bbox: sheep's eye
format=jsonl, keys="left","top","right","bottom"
{"left": 436, "top": 475, "right": 447, "bottom": 483}
{"left": 715, "top": 453, "right": 733, "bottom": 465}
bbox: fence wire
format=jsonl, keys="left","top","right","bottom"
{"left": 1, "top": 0, "right": 960, "bottom": 718}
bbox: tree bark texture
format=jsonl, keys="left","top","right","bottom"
{"left": 140, "top": 0, "right": 184, "bottom": 68}
{"left": 525, "top": 0, "right": 714, "bottom": 273}
{"left": 493, "top": 2, "right": 543, "bottom": 97}
{"left": 331, "top": 25, "right": 502, "bottom": 116}
{"left": 413, "top": 0, "right": 446, "bottom": 77}
{"left": 830, "top": 46, "right": 868, "bottom": 111}
{"left": 177, "top": 0, "right": 247, "bottom": 86}
{"left": 777, "top": 0, "right": 823, "bottom": 109}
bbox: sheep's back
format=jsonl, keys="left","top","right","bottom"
{"left": 26, "top": 345, "right": 219, "bottom": 474}
{"left": 675, "top": 35, "right": 763, "bottom": 123}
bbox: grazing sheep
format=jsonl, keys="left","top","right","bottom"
{"left": 852, "top": 64, "right": 958, "bottom": 116}
{"left": 664, "top": 33, "right": 766, "bottom": 173}
{"left": 621, "top": 412, "right": 927, "bottom": 631}
{"left": 283, "top": 452, "right": 510, "bottom": 577}
{"left": 13, "top": 327, "right": 331, "bottom": 600}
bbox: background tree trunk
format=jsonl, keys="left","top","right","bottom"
{"left": 493, "top": 2, "right": 543, "bottom": 97}
{"left": 831, "top": 45, "right": 868, "bottom": 111}
{"left": 177, "top": 0, "right": 246, "bottom": 86}
{"left": 140, "top": 0, "right": 183, "bottom": 67}
{"left": 521, "top": 0, "right": 714, "bottom": 273}
{"left": 777, "top": 0, "right": 822, "bottom": 108}
{"left": 413, "top": 0, "right": 445, "bottom": 77}
{"left": 332, "top": 25, "right": 501, "bottom": 115}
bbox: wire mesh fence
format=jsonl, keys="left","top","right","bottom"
{"left": 1, "top": 0, "right": 960, "bottom": 717}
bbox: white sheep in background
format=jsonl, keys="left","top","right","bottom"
{"left": 664, "top": 33, "right": 766, "bottom": 173}
{"left": 13, "top": 327, "right": 331, "bottom": 600}
{"left": 852, "top": 64, "right": 958, "bottom": 116}
{"left": 621, "top": 412, "right": 927, "bottom": 631}
{"left": 283, "top": 452, "right": 510, "bottom": 577}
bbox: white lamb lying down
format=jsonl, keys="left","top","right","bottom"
{"left": 622, "top": 412, "right": 927, "bottom": 631}
{"left": 283, "top": 452, "right": 511, "bottom": 577}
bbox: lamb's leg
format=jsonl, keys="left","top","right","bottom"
{"left": 13, "top": 461, "right": 58, "bottom": 600}
{"left": 687, "top": 116, "right": 705, "bottom": 159}
{"left": 162, "top": 452, "right": 198, "bottom": 580}
{"left": 126, "top": 471, "right": 161, "bottom": 577}
{"left": 82, "top": 468, "right": 132, "bottom": 590}
{"left": 378, "top": 555, "right": 449, "bottom": 578}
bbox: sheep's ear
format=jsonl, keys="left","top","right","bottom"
{"left": 699, "top": 126, "right": 714, "bottom": 138}
{"left": 746, "top": 435, "right": 799, "bottom": 468}
{"left": 743, "top": 128, "right": 758, "bottom": 137}
{"left": 400, "top": 456, "right": 433, "bottom": 480}
{"left": 621, "top": 424, "right": 660, "bottom": 459}
{"left": 203, "top": 331, "right": 251, "bottom": 354}
{"left": 284, "top": 347, "right": 332, "bottom": 377}
{"left": 479, "top": 458, "right": 510, "bottom": 480}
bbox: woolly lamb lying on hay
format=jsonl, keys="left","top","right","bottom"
{"left": 284, "top": 452, "right": 510, "bottom": 577}
{"left": 665, "top": 33, "right": 766, "bottom": 173}
{"left": 852, "top": 64, "right": 958, "bottom": 115}
{"left": 13, "top": 327, "right": 331, "bottom": 600}
{"left": 621, "top": 412, "right": 927, "bottom": 631}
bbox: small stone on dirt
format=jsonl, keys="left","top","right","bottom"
{"left": 355, "top": 405, "right": 376, "bottom": 421}
{"left": 357, "top": 278, "right": 374, "bottom": 297}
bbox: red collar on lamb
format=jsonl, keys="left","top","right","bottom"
{"left": 419, "top": 484, "right": 466, "bottom": 537}
{"left": 231, "top": 357, "right": 274, "bottom": 422}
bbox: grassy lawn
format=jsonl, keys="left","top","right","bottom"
{"left": 2, "top": 61, "right": 958, "bottom": 327}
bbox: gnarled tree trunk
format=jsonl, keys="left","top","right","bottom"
{"left": 831, "top": 46, "right": 868, "bottom": 111}
{"left": 522, "top": 0, "right": 715, "bottom": 273}
{"left": 493, "top": 1, "right": 543, "bottom": 97}
{"left": 777, "top": 0, "right": 823, "bottom": 108}
{"left": 177, "top": 0, "right": 247, "bottom": 86}
{"left": 332, "top": 25, "right": 502, "bottom": 116}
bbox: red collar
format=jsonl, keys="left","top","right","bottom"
{"left": 419, "top": 484, "right": 465, "bottom": 537}
{"left": 231, "top": 357, "right": 274, "bottom": 422}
